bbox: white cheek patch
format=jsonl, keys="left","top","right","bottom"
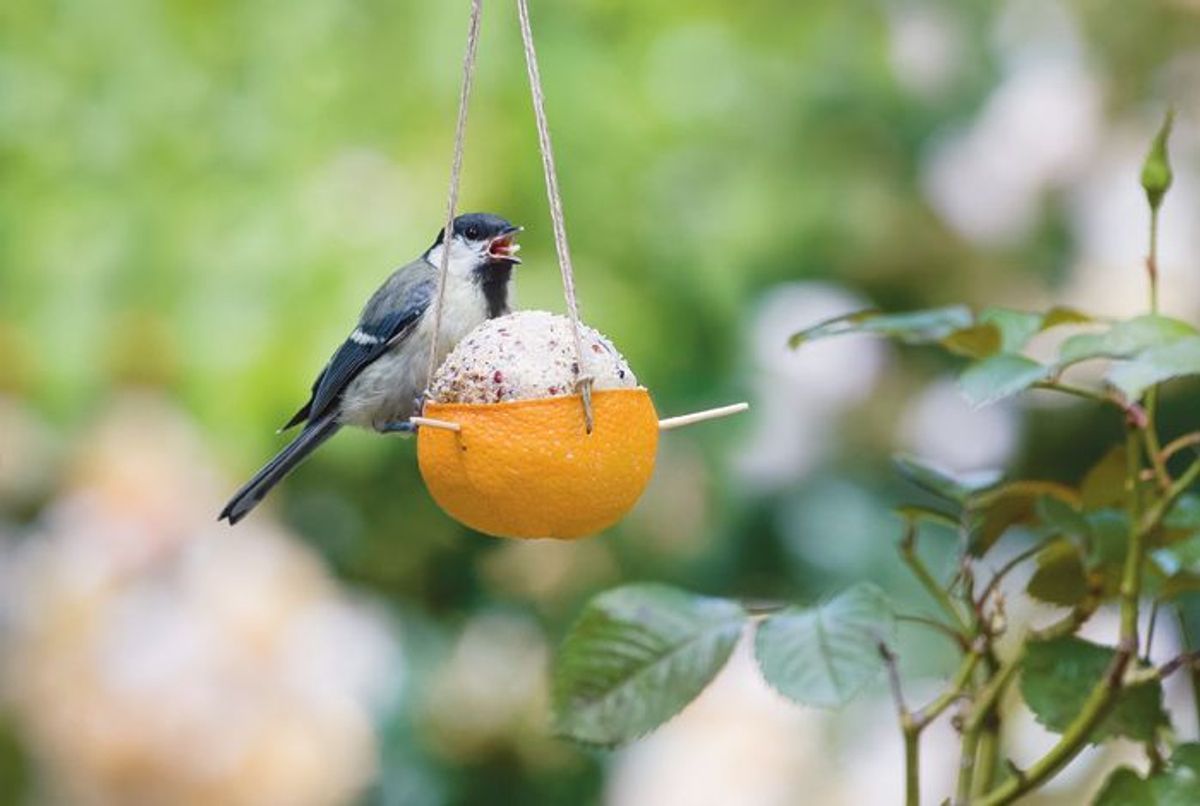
{"left": 425, "top": 239, "right": 484, "bottom": 278}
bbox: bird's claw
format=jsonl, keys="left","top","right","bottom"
{"left": 379, "top": 421, "right": 416, "bottom": 434}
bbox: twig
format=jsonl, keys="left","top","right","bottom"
{"left": 1162, "top": 432, "right": 1200, "bottom": 463}
{"left": 895, "top": 613, "right": 969, "bottom": 651}
{"left": 658, "top": 402, "right": 749, "bottom": 431}
{"left": 1120, "top": 429, "right": 1146, "bottom": 644}
{"left": 1143, "top": 388, "right": 1171, "bottom": 491}
{"left": 900, "top": 522, "right": 971, "bottom": 633}
{"left": 1145, "top": 599, "right": 1161, "bottom": 662}
{"left": 911, "top": 644, "right": 983, "bottom": 729}
{"left": 880, "top": 643, "right": 919, "bottom": 806}
{"left": 976, "top": 649, "right": 1133, "bottom": 806}
{"left": 976, "top": 541, "right": 1045, "bottom": 611}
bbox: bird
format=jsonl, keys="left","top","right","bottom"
{"left": 219, "top": 212, "right": 522, "bottom": 525}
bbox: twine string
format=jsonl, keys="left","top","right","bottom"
{"left": 425, "top": 0, "right": 595, "bottom": 434}
{"left": 425, "top": 0, "right": 485, "bottom": 395}
{"left": 515, "top": 0, "right": 595, "bottom": 433}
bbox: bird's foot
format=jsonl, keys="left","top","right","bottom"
{"left": 378, "top": 420, "right": 416, "bottom": 434}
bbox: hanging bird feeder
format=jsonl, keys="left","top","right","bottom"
{"left": 412, "top": 0, "right": 746, "bottom": 540}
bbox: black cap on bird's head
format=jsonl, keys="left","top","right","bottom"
{"left": 431, "top": 212, "right": 522, "bottom": 264}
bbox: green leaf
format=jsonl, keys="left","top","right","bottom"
{"left": 1142, "top": 109, "right": 1175, "bottom": 212}
{"left": 895, "top": 504, "right": 959, "bottom": 531}
{"left": 1036, "top": 495, "right": 1092, "bottom": 541}
{"left": 1159, "top": 744, "right": 1200, "bottom": 803}
{"left": 941, "top": 324, "right": 1002, "bottom": 359}
{"left": 1108, "top": 336, "right": 1200, "bottom": 401}
{"left": 1082, "top": 445, "right": 1129, "bottom": 511}
{"left": 959, "top": 354, "right": 1052, "bottom": 407}
{"left": 1096, "top": 768, "right": 1153, "bottom": 806}
{"left": 1027, "top": 539, "right": 1088, "bottom": 606}
{"left": 1086, "top": 509, "right": 1131, "bottom": 596}
{"left": 893, "top": 454, "right": 1001, "bottom": 504}
{"left": 552, "top": 584, "right": 746, "bottom": 746}
{"left": 1020, "top": 636, "right": 1169, "bottom": 743}
{"left": 1042, "top": 306, "right": 1094, "bottom": 329}
{"left": 1095, "top": 743, "right": 1200, "bottom": 805}
{"left": 1159, "top": 572, "right": 1200, "bottom": 602}
{"left": 789, "top": 306, "right": 974, "bottom": 348}
{"left": 1059, "top": 315, "right": 1197, "bottom": 366}
{"left": 966, "top": 481, "right": 1081, "bottom": 556}
{"left": 979, "top": 308, "right": 1044, "bottom": 352}
{"left": 1166, "top": 494, "right": 1200, "bottom": 531}
{"left": 754, "top": 583, "right": 894, "bottom": 709}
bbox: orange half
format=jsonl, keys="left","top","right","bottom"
{"left": 417, "top": 388, "right": 659, "bottom": 539}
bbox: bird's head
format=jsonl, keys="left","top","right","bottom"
{"left": 427, "top": 213, "right": 522, "bottom": 278}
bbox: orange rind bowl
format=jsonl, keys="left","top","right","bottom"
{"left": 417, "top": 388, "right": 658, "bottom": 539}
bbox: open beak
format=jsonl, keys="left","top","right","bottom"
{"left": 487, "top": 225, "right": 523, "bottom": 264}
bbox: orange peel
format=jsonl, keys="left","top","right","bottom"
{"left": 417, "top": 388, "right": 658, "bottom": 539}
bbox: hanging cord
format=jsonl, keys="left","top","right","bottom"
{"left": 425, "top": 0, "right": 485, "bottom": 394}
{"left": 515, "top": 0, "right": 595, "bottom": 433}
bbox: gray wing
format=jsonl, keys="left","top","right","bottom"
{"left": 283, "top": 263, "right": 435, "bottom": 429}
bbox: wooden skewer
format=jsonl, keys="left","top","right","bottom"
{"left": 658, "top": 402, "right": 749, "bottom": 431}
{"left": 411, "top": 401, "right": 749, "bottom": 434}
{"left": 410, "top": 416, "right": 462, "bottom": 432}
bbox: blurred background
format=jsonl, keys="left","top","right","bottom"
{"left": 3, "top": 0, "right": 1200, "bottom": 804}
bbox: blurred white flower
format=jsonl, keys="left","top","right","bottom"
{"left": 885, "top": 3, "right": 965, "bottom": 99}
{"left": 0, "top": 393, "right": 402, "bottom": 806}
{"left": 423, "top": 611, "right": 552, "bottom": 763}
{"left": 605, "top": 635, "right": 831, "bottom": 806}
{"left": 735, "top": 283, "right": 888, "bottom": 490}
{"left": 923, "top": 59, "right": 1102, "bottom": 245}
{"left": 898, "top": 379, "right": 1019, "bottom": 473}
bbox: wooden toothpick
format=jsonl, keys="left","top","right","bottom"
{"left": 410, "top": 416, "right": 462, "bottom": 432}
{"left": 658, "top": 402, "right": 749, "bottom": 431}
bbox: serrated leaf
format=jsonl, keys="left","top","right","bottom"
{"left": 979, "top": 308, "right": 1044, "bottom": 352}
{"left": 1086, "top": 509, "right": 1131, "bottom": 596}
{"left": 959, "top": 354, "right": 1052, "bottom": 407}
{"left": 789, "top": 306, "right": 974, "bottom": 348}
{"left": 893, "top": 454, "right": 1000, "bottom": 504}
{"left": 1095, "top": 743, "right": 1200, "bottom": 805}
{"left": 1082, "top": 445, "right": 1130, "bottom": 511}
{"left": 754, "top": 583, "right": 894, "bottom": 709}
{"left": 1108, "top": 336, "right": 1200, "bottom": 401}
{"left": 1059, "top": 315, "right": 1197, "bottom": 366}
{"left": 1028, "top": 539, "right": 1088, "bottom": 606}
{"left": 1096, "top": 768, "right": 1153, "bottom": 806}
{"left": 1036, "top": 495, "right": 1092, "bottom": 541}
{"left": 1020, "top": 637, "right": 1169, "bottom": 743}
{"left": 966, "top": 481, "right": 1081, "bottom": 556}
{"left": 552, "top": 584, "right": 745, "bottom": 746}
{"left": 941, "top": 324, "right": 1002, "bottom": 359}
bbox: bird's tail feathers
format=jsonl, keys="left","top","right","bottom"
{"left": 219, "top": 415, "right": 340, "bottom": 525}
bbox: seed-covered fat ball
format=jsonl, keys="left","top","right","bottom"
{"left": 427, "top": 310, "right": 639, "bottom": 404}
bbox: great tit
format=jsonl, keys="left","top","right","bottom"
{"left": 219, "top": 212, "right": 522, "bottom": 524}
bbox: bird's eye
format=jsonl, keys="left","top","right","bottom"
{"left": 466, "top": 226, "right": 480, "bottom": 240}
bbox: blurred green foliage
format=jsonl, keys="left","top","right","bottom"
{"left": 3, "top": 0, "right": 1200, "bottom": 804}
